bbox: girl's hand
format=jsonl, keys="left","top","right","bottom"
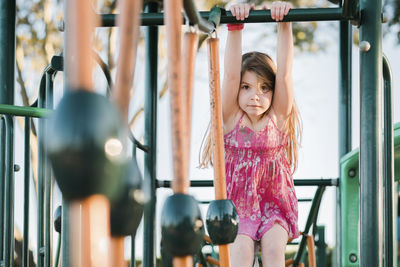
{"left": 268, "top": 1, "right": 292, "bottom": 22}
{"left": 229, "top": 3, "right": 255, "bottom": 21}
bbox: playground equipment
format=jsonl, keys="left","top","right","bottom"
{"left": 0, "top": 0, "right": 398, "bottom": 266}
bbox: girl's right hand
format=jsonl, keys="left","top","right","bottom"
{"left": 229, "top": 3, "right": 255, "bottom": 21}
{"left": 269, "top": 1, "right": 292, "bottom": 22}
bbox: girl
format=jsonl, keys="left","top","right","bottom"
{"left": 200, "top": 2, "right": 301, "bottom": 266}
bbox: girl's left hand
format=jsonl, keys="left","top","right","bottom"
{"left": 267, "top": 1, "right": 292, "bottom": 22}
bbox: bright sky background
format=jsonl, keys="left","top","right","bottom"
{"left": 11, "top": 15, "right": 400, "bottom": 263}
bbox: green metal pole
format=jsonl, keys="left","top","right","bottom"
{"left": 44, "top": 72, "right": 54, "bottom": 267}
{"left": 316, "top": 226, "right": 327, "bottom": 267}
{"left": 0, "top": 0, "right": 15, "bottom": 265}
{"left": 0, "top": 104, "right": 51, "bottom": 118}
{"left": 0, "top": 0, "right": 15, "bottom": 106}
{"left": 61, "top": 198, "right": 69, "bottom": 267}
{"left": 0, "top": 118, "right": 4, "bottom": 262}
{"left": 338, "top": 18, "right": 352, "bottom": 267}
{"left": 383, "top": 54, "right": 394, "bottom": 267}
{"left": 22, "top": 118, "right": 30, "bottom": 267}
{"left": 338, "top": 23, "right": 352, "bottom": 163}
{"left": 4, "top": 115, "right": 14, "bottom": 267}
{"left": 143, "top": 2, "right": 159, "bottom": 267}
{"left": 359, "top": 0, "right": 383, "bottom": 264}
{"left": 54, "top": 233, "right": 61, "bottom": 267}
{"left": 130, "top": 146, "right": 137, "bottom": 267}
{"left": 37, "top": 70, "right": 46, "bottom": 267}
{"left": 183, "top": 0, "right": 215, "bottom": 33}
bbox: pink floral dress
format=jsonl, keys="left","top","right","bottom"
{"left": 224, "top": 114, "right": 299, "bottom": 241}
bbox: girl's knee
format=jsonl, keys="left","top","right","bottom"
{"left": 261, "top": 243, "right": 285, "bottom": 259}
{"left": 230, "top": 235, "right": 255, "bottom": 265}
{"left": 260, "top": 225, "right": 288, "bottom": 262}
{"left": 231, "top": 238, "right": 254, "bottom": 256}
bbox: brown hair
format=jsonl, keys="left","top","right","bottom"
{"left": 199, "top": 51, "right": 302, "bottom": 174}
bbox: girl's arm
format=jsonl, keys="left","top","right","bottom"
{"left": 270, "top": 2, "right": 294, "bottom": 122}
{"left": 222, "top": 30, "right": 241, "bottom": 123}
{"left": 222, "top": 3, "right": 253, "bottom": 124}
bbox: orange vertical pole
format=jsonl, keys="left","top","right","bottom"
{"left": 164, "top": 0, "right": 192, "bottom": 266}
{"left": 164, "top": 0, "right": 188, "bottom": 194}
{"left": 110, "top": 237, "right": 125, "bottom": 267}
{"left": 65, "top": 1, "right": 110, "bottom": 267}
{"left": 70, "top": 196, "right": 110, "bottom": 267}
{"left": 182, "top": 32, "right": 198, "bottom": 159}
{"left": 110, "top": 0, "right": 142, "bottom": 265}
{"left": 306, "top": 235, "right": 316, "bottom": 267}
{"left": 65, "top": 0, "right": 96, "bottom": 91}
{"left": 207, "top": 37, "right": 231, "bottom": 267}
{"left": 113, "top": 0, "right": 142, "bottom": 122}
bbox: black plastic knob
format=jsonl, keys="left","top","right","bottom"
{"left": 161, "top": 194, "right": 204, "bottom": 256}
{"left": 206, "top": 199, "right": 239, "bottom": 245}
{"left": 47, "top": 90, "right": 125, "bottom": 201}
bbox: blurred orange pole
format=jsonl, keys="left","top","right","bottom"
{"left": 173, "top": 257, "right": 194, "bottom": 267}
{"left": 182, "top": 32, "right": 199, "bottom": 159}
{"left": 164, "top": 0, "right": 188, "bottom": 195}
{"left": 65, "top": 1, "right": 110, "bottom": 266}
{"left": 70, "top": 195, "right": 110, "bottom": 267}
{"left": 207, "top": 37, "right": 231, "bottom": 267}
{"left": 113, "top": 0, "right": 142, "bottom": 121}
{"left": 65, "top": 0, "right": 97, "bottom": 91}
{"left": 110, "top": 0, "right": 142, "bottom": 265}
{"left": 164, "top": 0, "right": 192, "bottom": 266}
{"left": 307, "top": 235, "right": 316, "bottom": 267}
{"left": 110, "top": 237, "right": 125, "bottom": 267}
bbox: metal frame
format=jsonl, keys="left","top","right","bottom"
{"left": 0, "top": 0, "right": 395, "bottom": 267}
{"left": 100, "top": 7, "right": 356, "bottom": 27}
{"left": 359, "top": 0, "right": 383, "bottom": 264}
{"left": 383, "top": 54, "right": 395, "bottom": 267}
{"left": 143, "top": 2, "right": 159, "bottom": 267}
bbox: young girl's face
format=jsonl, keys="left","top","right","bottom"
{"left": 238, "top": 71, "right": 273, "bottom": 118}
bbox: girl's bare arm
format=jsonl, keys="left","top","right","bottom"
{"left": 271, "top": 3, "right": 295, "bottom": 122}
{"left": 222, "top": 30, "right": 242, "bottom": 123}
{"left": 222, "top": 3, "right": 253, "bottom": 123}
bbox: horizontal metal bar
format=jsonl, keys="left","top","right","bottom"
{"left": 100, "top": 8, "right": 346, "bottom": 27}
{"left": 0, "top": 105, "right": 149, "bottom": 153}
{"left": 156, "top": 178, "right": 338, "bottom": 188}
{"left": 298, "top": 198, "right": 313, "bottom": 202}
{"left": 199, "top": 198, "right": 312, "bottom": 204}
{"left": 0, "top": 104, "right": 51, "bottom": 118}
{"left": 294, "top": 178, "right": 339, "bottom": 186}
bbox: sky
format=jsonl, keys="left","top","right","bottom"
{"left": 10, "top": 16, "right": 400, "bottom": 263}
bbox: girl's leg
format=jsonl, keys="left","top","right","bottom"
{"left": 230, "top": 234, "right": 255, "bottom": 267}
{"left": 260, "top": 224, "right": 289, "bottom": 267}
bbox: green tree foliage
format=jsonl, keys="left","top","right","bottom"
{"left": 384, "top": 0, "right": 400, "bottom": 43}
{"left": 16, "top": 0, "right": 63, "bottom": 105}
